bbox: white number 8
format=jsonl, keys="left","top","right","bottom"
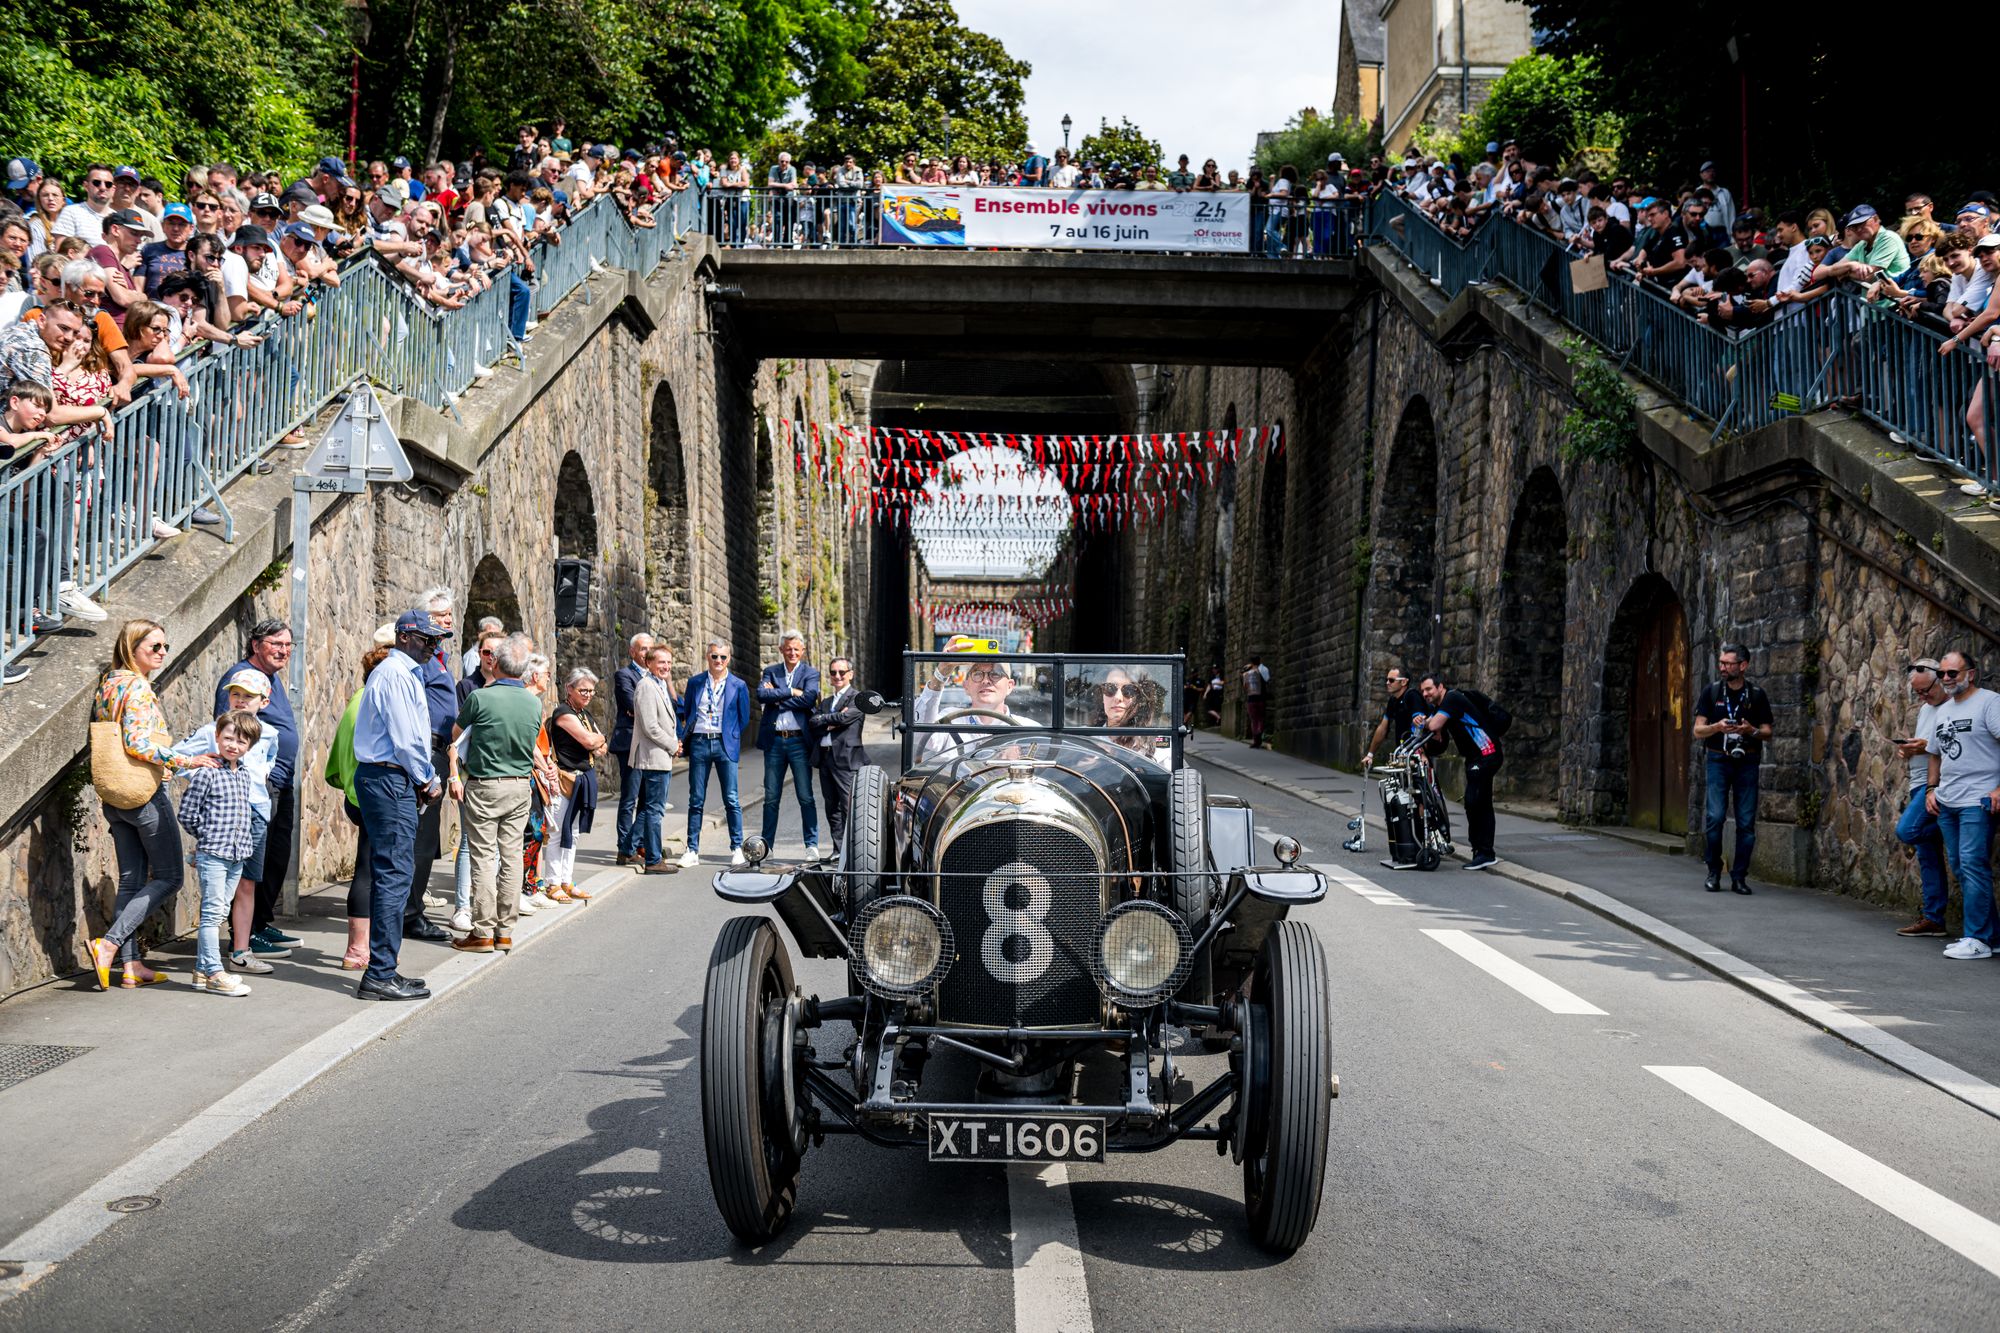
{"left": 981, "top": 860, "right": 1054, "bottom": 983}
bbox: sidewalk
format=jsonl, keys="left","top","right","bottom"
{"left": 1185, "top": 730, "right": 2000, "bottom": 1104}
{"left": 0, "top": 749, "right": 776, "bottom": 1254}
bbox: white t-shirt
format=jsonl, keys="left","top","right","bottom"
{"left": 219, "top": 251, "right": 249, "bottom": 300}
{"left": 1775, "top": 243, "right": 1816, "bottom": 318}
{"left": 1049, "top": 164, "right": 1079, "bottom": 189}
{"left": 1949, "top": 267, "right": 1994, "bottom": 313}
{"left": 1910, "top": 701, "right": 1940, "bottom": 791}
{"left": 1927, "top": 689, "right": 2000, "bottom": 808}
{"left": 53, "top": 201, "right": 107, "bottom": 244}
{"left": 251, "top": 251, "right": 282, "bottom": 293}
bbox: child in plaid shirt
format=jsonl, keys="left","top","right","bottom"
{"left": 178, "top": 710, "right": 263, "bottom": 997}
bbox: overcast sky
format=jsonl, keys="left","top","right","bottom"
{"left": 954, "top": 0, "right": 1339, "bottom": 169}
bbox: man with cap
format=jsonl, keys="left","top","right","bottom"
{"left": 223, "top": 225, "right": 297, "bottom": 323}
{"left": 55, "top": 164, "right": 117, "bottom": 244}
{"left": 350, "top": 608, "right": 452, "bottom": 1000}
{"left": 393, "top": 156, "right": 424, "bottom": 200}
{"left": 106, "top": 167, "right": 159, "bottom": 242}
{"left": 277, "top": 222, "right": 340, "bottom": 289}
{"left": 91, "top": 207, "right": 151, "bottom": 312}
{"left": 1021, "top": 142, "right": 1049, "bottom": 189}
{"left": 138, "top": 203, "right": 195, "bottom": 295}
{"left": 362, "top": 185, "right": 422, "bottom": 259}
{"left": 3, "top": 157, "right": 40, "bottom": 205}
{"left": 1817, "top": 204, "right": 1910, "bottom": 306}
{"left": 1699, "top": 161, "right": 1736, "bottom": 234}
{"left": 1892, "top": 659, "right": 1954, "bottom": 939}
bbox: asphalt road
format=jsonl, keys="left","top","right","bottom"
{"left": 5, "top": 760, "right": 1998, "bottom": 1332}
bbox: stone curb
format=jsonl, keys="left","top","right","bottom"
{"left": 1191, "top": 745, "right": 2000, "bottom": 1124}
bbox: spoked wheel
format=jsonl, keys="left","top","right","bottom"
{"left": 702, "top": 916, "right": 806, "bottom": 1243}
{"left": 1240, "top": 920, "right": 1331, "bottom": 1255}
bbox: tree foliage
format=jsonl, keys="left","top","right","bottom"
{"left": 1077, "top": 117, "right": 1160, "bottom": 171}
{"left": 0, "top": 0, "right": 349, "bottom": 187}
{"left": 1469, "top": 54, "right": 1613, "bottom": 173}
{"left": 778, "top": 0, "right": 1029, "bottom": 170}
{"left": 1253, "top": 107, "right": 1373, "bottom": 178}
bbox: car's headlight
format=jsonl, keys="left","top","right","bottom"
{"left": 1092, "top": 900, "right": 1193, "bottom": 1005}
{"left": 849, "top": 896, "right": 953, "bottom": 998}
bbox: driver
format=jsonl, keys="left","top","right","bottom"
{"left": 915, "top": 637, "right": 1022, "bottom": 760}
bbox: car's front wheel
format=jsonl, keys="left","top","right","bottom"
{"left": 701, "top": 916, "right": 805, "bottom": 1244}
{"left": 1240, "top": 919, "right": 1331, "bottom": 1255}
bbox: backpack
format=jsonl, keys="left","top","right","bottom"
{"left": 1460, "top": 688, "right": 1513, "bottom": 740}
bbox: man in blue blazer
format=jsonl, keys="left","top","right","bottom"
{"left": 756, "top": 629, "right": 822, "bottom": 859}
{"left": 677, "top": 637, "right": 753, "bottom": 868}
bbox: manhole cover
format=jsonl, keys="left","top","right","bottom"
{"left": 106, "top": 1196, "right": 159, "bottom": 1214}
{"left": 0, "top": 1044, "right": 92, "bottom": 1093}
{"left": 1538, "top": 834, "right": 1600, "bottom": 843}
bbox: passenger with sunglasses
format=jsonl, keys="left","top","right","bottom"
{"left": 1925, "top": 652, "right": 2000, "bottom": 960}
{"left": 1086, "top": 665, "right": 1168, "bottom": 765}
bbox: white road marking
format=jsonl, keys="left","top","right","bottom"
{"left": 1008, "top": 1162, "right": 1094, "bottom": 1333}
{"left": 1648, "top": 1066, "right": 2000, "bottom": 1281}
{"left": 1254, "top": 824, "right": 1311, "bottom": 854}
{"left": 1422, "top": 929, "right": 1608, "bottom": 1015}
{"left": 1310, "top": 861, "right": 1411, "bottom": 907}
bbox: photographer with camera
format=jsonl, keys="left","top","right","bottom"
{"left": 1693, "top": 643, "right": 1775, "bottom": 895}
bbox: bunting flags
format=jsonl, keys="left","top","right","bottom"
{"left": 911, "top": 597, "right": 1073, "bottom": 629}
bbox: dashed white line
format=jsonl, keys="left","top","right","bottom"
{"left": 1422, "top": 929, "right": 1608, "bottom": 1014}
{"left": 1008, "top": 1162, "right": 1094, "bottom": 1333}
{"left": 1310, "top": 861, "right": 1412, "bottom": 907}
{"left": 1648, "top": 1066, "right": 2000, "bottom": 1281}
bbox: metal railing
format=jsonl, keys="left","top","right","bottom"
{"left": 1, "top": 194, "right": 690, "bottom": 670}
{"left": 1366, "top": 190, "right": 2000, "bottom": 493}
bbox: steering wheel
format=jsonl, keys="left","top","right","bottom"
{"left": 933, "top": 707, "right": 1029, "bottom": 727}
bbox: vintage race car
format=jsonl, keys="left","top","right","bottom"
{"left": 700, "top": 652, "right": 1335, "bottom": 1254}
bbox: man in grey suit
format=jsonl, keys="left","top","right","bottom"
{"left": 811, "top": 656, "right": 868, "bottom": 853}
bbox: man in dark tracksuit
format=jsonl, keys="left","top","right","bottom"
{"left": 1418, "top": 673, "right": 1504, "bottom": 871}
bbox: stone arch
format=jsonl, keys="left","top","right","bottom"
{"left": 646, "top": 382, "right": 692, "bottom": 659}
{"left": 466, "top": 552, "right": 522, "bottom": 634}
{"left": 1495, "top": 467, "right": 1568, "bottom": 799}
{"left": 1366, "top": 396, "right": 1440, "bottom": 684}
{"left": 553, "top": 449, "right": 598, "bottom": 674}
{"left": 1593, "top": 574, "right": 1690, "bottom": 832}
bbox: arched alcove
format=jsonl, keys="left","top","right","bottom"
{"left": 466, "top": 552, "right": 522, "bottom": 635}
{"left": 1595, "top": 574, "right": 1690, "bottom": 832}
{"left": 1365, "top": 397, "right": 1440, "bottom": 682}
{"left": 646, "top": 382, "right": 692, "bottom": 658}
{"left": 553, "top": 449, "right": 599, "bottom": 677}
{"left": 1495, "top": 467, "right": 1568, "bottom": 799}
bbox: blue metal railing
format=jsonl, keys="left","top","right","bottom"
{"left": 1366, "top": 190, "right": 2000, "bottom": 493}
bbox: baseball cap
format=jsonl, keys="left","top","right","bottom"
{"left": 1700, "top": 160, "right": 1717, "bottom": 172}
{"left": 315, "top": 156, "right": 346, "bottom": 177}
{"left": 104, "top": 207, "right": 148, "bottom": 233}
{"left": 395, "top": 608, "right": 452, "bottom": 638}
{"left": 276, "top": 222, "right": 318, "bottom": 244}
{"left": 113, "top": 164, "right": 140, "bottom": 182}
{"left": 379, "top": 179, "right": 409, "bottom": 206}
{"left": 162, "top": 202, "right": 194, "bottom": 224}
{"left": 1958, "top": 203, "right": 1991, "bottom": 219}
{"left": 586, "top": 144, "right": 607, "bottom": 159}
{"left": 223, "top": 668, "right": 271, "bottom": 697}
{"left": 1975, "top": 234, "right": 2000, "bottom": 252}
{"left": 621, "top": 148, "right": 641, "bottom": 161}
{"left": 230, "top": 223, "right": 272, "bottom": 250}
{"left": 1840, "top": 203, "right": 1878, "bottom": 229}
{"left": 391, "top": 155, "right": 412, "bottom": 170}
{"left": 1328, "top": 152, "right": 1344, "bottom": 163}
{"left": 249, "top": 191, "right": 281, "bottom": 214}
{"left": 1639, "top": 196, "right": 1661, "bottom": 209}
{"left": 1485, "top": 141, "right": 1500, "bottom": 153}
{"left": 4, "top": 157, "right": 39, "bottom": 192}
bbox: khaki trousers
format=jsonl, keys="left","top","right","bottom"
{"left": 464, "top": 776, "right": 532, "bottom": 936}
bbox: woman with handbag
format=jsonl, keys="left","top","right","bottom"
{"left": 520, "top": 654, "right": 563, "bottom": 908}
{"left": 88, "top": 619, "right": 216, "bottom": 989}
{"left": 543, "top": 668, "right": 607, "bottom": 902}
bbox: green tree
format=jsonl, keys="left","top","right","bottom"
{"left": 1253, "top": 107, "right": 1373, "bottom": 178}
{"left": 1077, "top": 116, "right": 1160, "bottom": 170}
{"left": 1468, "top": 53, "right": 1614, "bottom": 173}
{"left": 782, "top": 0, "right": 1029, "bottom": 171}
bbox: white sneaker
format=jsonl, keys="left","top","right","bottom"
{"left": 195, "top": 970, "right": 251, "bottom": 997}
{"left": 1942, "top": 937, "right": 1993, "bottom": 960}
{"left": 150, "top": 519, "right": 182, "bottom": 540}
{"left": 422, "top": 891, "right": 445, "bottom": 908}
{"left": 471, "top": 362, "right": 495, "bottom": 380}
{"left": 803, "top": 845, "right": 822, "bottom": 865}
{"left": 227, "top": 950, "right": 274, "bottom": 975}
{"left": 449, "top": 908, "right": 472, "bottom": 933}
{"left": 517, "top": 895, "right": 539, "bottom": 916}
{"left": 1962, "top": 481, "right": 1991, "bottom": 498}
{"left": 57, "top": 582, "right": 108, "bottom": 622}
{"left": 730, "top": 846, "right": 748, "bottom": 868}
{"left": 677, "top": 850, "right": 702, "bottom": 869}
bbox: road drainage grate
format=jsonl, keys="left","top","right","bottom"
{"left": 0, "top": 1043, "right": 92, "bottom": 1093}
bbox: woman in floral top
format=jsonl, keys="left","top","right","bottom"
{"left": 87, "top": 619, "right": 216, "bottom": 989}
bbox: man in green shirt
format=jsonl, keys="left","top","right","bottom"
{"left": 448, "top": 633, "right": 545, "bottom": 950}
{"left": 1819, "top": 204, "right": 1910, "bottom": 307}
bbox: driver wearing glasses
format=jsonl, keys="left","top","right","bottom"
{"left": 915, "top": 637, "right": 1025, "bottom": 760}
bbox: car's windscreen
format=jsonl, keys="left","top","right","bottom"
{"left": 905, "top": 655, "right": 1180, "bottom": 767}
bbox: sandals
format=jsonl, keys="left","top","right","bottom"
{"left": 87, "top": 937, "right": 113, "bottom": 991}
{"left": 119, "top": 970, "right": 171, "bottom": 989}
{"left": 542, "top": 885, "right": 573, "bottom": 904}
{"left": 562, "top": 882, "right": 590, "bottom": 902}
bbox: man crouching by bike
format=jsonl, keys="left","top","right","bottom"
{"left": 1417, "top": 674, "right": 1509, "bottom": 871}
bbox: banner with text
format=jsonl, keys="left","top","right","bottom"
{"left": 878, "top": 188, "right": 1251, "bottom": 253}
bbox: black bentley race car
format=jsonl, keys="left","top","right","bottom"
{"left": 700, "top": 652, "right": 1335, "bottom": 1254}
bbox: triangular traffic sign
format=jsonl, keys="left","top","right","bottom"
{"left": 303, "top": 383, "right": 414, "bottom": 482}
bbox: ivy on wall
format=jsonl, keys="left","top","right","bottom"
{"left": 1558, "top": 336, "right": 1638, "bottom": 464}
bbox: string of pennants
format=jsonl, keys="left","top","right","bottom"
{"left": 913, "top": 598, "right": 1073, "bottom": 630}
{"left": 775, "top": 419, "right": 1284, "bottom": 531}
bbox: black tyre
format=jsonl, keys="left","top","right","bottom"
{"left": 701, "top": 916, "right": 803, "bottom": 1244}
{"left": 1415, "top": 846, "right": 1441, "bottom": 872}
{"left": 845, "top": 765, "right": 892, "bottom": 916}
{"left": 1166, "top": 767, "right": 1214, "bottom": 925}
{"left": 1242, "top": 920, "right": 1331, "bottom": 1255}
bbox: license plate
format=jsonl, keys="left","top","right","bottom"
{"left": 927, "top": 1114, "right": 1106, "bottom": 1163}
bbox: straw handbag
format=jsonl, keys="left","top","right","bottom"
{"left": 90, "top": 703, "right": 164, "bottom": 810}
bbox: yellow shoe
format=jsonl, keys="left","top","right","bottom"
{"left": 87, "top": 937, "right": 112, "bottom": 991}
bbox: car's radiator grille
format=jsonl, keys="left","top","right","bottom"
{"left": 936, "top": 822, "right": 1102, "bottom": 1027}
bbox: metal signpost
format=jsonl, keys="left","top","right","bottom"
{"left": 281, "top": 382, "right": 414, "bottom": 911}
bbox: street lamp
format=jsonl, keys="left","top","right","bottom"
{"left": 345, "top": 0, "right": 372, "bottom": 170}
{"left": 1061, "top": 114, "right": 1073, "bottom": 151}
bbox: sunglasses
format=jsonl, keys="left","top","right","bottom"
{"left": 143, "top": 641, "right": 169, "bottom": 654}
{"left": 708, "top": 653, "right": 729, "bottom": 661}
{"left": 1099, "top": 682, "right": 1141, "bottom": 699}
{"left": 1940, "top": 669, "right": 1965, "bottom": 678}
{"left": 194, "top": 201, "right": 220, "bottom": 211}
{"left": 828, "top": 669, "right": 850, "bottom": 676}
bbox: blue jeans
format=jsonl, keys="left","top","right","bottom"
{"left": 193, "top": 851, "right": 245, "bottom": 975}
{"left": 762, "top": 733, "right": 818, "bottom": 848}
{"left": 636, "top": 768, "right": 671, "bottom": 863}
{"left": 508, "top": 271, "right": 532, "bottom": 339}
{"left": 1896, "top": 785, "right": 1951, "bottom": 925}
{"left": 684, "top": 734, "right": 741, "bottom": 853}
{"left": 355, "top": 763, "right": 420, "bottom": 984}
{"left": 1703, "top": 753, "right": 1760, "bottom": 880}
{"left": 1936, "top": 803, "right": 1997, "bottom": 945}
{"left": 617, "top": 753, "right": 644, "bottom": 858}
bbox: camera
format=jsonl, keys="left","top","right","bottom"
{"left": 1722, "top": 731, "right": 1748, "bottom": 761}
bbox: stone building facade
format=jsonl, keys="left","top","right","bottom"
{"left": 0, "top": 242, "right": 871, "bottom": 996}
{"left": 1121, "top": 254, "right": 2000, "bottom": 912}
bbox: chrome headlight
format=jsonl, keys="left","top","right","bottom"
{"left": 1092, "top": 900, "right": 1193, "bottom": 1005}
{"left": 849, "top": 895, "right": 953, "bottom": 998}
